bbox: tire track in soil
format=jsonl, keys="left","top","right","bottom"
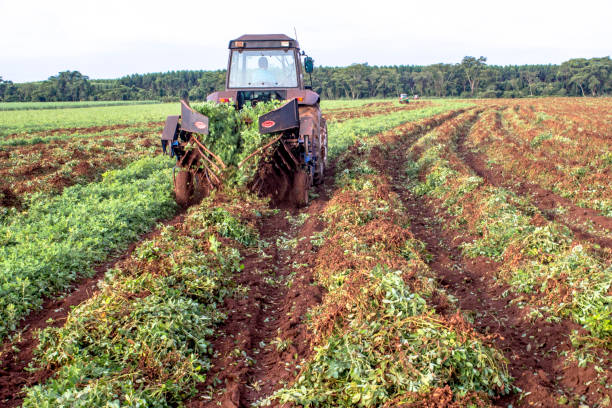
{"left": 456, "top": 111, "right": 612, "bottom": 249}
{"left": 0, "top": 211, "right": 188, "bottom": 408}
{"left": 185, "top": 173, "right": 334, "bottom": 408}
{"left": 373, "top": 118, "right": 611, "bottom": 407}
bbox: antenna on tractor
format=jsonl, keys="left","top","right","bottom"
{"left": 293, "top": 27, "right": 298, "bottom": 42}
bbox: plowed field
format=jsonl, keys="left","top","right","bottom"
{"left": 1, "top": 98, "right": 610, "bottom": 408}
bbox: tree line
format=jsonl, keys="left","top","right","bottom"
{"left": 1, "top": 56, "right": 610, "bottom": 102}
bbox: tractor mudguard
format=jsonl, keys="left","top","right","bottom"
{"left": 161, "top": 115, "right": 180, "bottom": 142}
{"left": 161, "top": 100, "right": 209, "bottom": 156}
{"left": 258, "top": 98, "right": 300, "bottom": 135}
{"left": 178, "top": 100, "right": 209, "bottom": 135}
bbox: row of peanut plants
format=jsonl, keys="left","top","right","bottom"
{"left": 0, "top": 122, "right": 163, "bottom": 145}
{"left": 466, "top": 107, "right": 612, "bottom": 240}
{"left": 0, "top": 128, "right": 162, "bottom": 211}
{"left": 0, "top": 157, "right": 177, "bottom": 341}
{"left": 21, "top": 191, "right": 268, "bottom": 406}
{"left": 496, "top": 100, "right": 612, "bottom": 217}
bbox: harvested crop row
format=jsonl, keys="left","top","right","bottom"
{"left": 17, "top": 191, "right": 270, "bottom": 407}
{"left": 463, "top": 107, "right": 612, "bottom": 245}
{"left": 498, "top": 104, "right": 612, "bottom": 217}
{"left": 327, "top": 100, "right": 473, "bottom": 158}
{"left": 324, "top": 101, "right": 431, "bottom": 123}
{"left": 0, "top": 122, "right": 163, "bottom": 144}
{"left": 398, "top": 109, "right": 611, "bottom": 406}
{"left": 264, "top": 108, "right": 513, "bottom": 407}
{"left": 368, "top": 109, "right": 611, "bottom": 407}
{"left": 406, "top": 109, "right": 612, "bottom": 345}
{"left": 320, "top": 99, "right": 390, "bottom": 111}
{"left": 516, "top": 98, "right": 612, "bottom": 139}
{"left": 0, "top": 130, "right": 162, "bottom": 209}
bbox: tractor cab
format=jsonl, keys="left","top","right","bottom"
{"left": 207, "top": 34, "right": 318, "bottom": 109}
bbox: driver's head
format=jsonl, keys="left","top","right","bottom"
{"left": 258, "top": 57, "right": 268, "bottom": 69}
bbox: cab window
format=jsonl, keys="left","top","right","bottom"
{"left": 228, "top": 49, "right": 298, "bottom": 88}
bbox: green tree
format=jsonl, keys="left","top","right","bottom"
{"left": 461, "top": 56, "right": 487, "bottom": 96}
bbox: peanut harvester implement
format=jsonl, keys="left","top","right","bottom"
{"left": 161, "top": 34, "right": 327, "bottom": 206}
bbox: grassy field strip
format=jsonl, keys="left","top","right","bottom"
{"left": 0, "top": 157, "right": 177, "bottom": 341}
{"left": 266, "top": 113, "right": 511, "bottom": 406}
{"left": 0, "top": 103, "right": 178, "bottom": 136}
{"left": 404, "top": 109, "right": 612, "bottom": 347}
{"left": 321, "top": 98, "right": 391, "bottom": 110}
{"left": 0, "top": 101, "right": 161, "bottom": 111}
{"left": 0, "top": 123, "right": 163, "bottom": 147}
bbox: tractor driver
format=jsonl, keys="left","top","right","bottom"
{"left": 252, "top": 56, "right": 276, "bottom": 85}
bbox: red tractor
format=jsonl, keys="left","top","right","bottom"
{"left": 161, "top": 34, "right": 327, "bottom": 206}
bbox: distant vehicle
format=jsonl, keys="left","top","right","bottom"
{"left": 399, "top": 93, "right": 410, "bottom": 104}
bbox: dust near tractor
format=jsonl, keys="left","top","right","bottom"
{"left": 161, "top": 34, "right": 327, "bottom": 206}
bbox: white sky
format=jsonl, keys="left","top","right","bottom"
{"left": 1, "top": 0, "right": 610, "bottom": 83}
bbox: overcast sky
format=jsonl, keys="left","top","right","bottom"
{"left": 1, "top": 0, "right": 610, "bottom": 83}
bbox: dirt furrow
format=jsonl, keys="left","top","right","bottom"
{"left": 374, "top": 121, "right": 609, "bottom": 407}
{"left": 0, "top": 211, "right": 187, "bottom": 407}
{"left": 186, "top": 175, "right": 332, "bottom": 408}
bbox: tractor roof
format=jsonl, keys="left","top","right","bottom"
{"left": 229, "top": 34, "right": 299, "bottom": 49}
